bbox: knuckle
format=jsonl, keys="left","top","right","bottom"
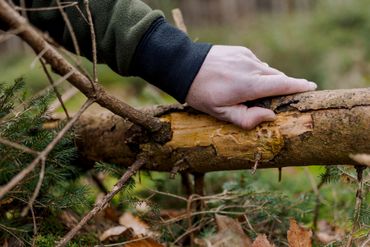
{"left": 239, "top": 46, "right": 252, "bottom": 55}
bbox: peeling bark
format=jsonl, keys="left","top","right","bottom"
{"left": 75, "top": 89, "right": 370, "bottom": 173}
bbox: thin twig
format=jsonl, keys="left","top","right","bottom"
{"left": 30, "top": 206, "right": 37, "bottom": 247}
{"left": 84, "top": 0, "right": 98, "bottom": 87}
{"left": 0, "top": 224, "right": 31, "bottom": 246}
{"left": 48, "top": 87, "right": 79, "bottom": 113}
{"left": 56, "top": 0, "right": 81, "bottom": 58}
{"left": 0, "top": 137, "right": 39, "bottom": 155}
{"left": 30, "top": 46, "right": 49, "bottom": 69}
{"left": 0, "top": 1, "right": 164, "bottom": 132}
{"left": 40, "top": 58, "right": 70, "bottom": 119}
{"left": 0, "top": 99, "right": 93, "bottom": 200}
{"left": 14, "top": 2, "right": 78, "bottom": 12}
{"left": 21, "top": 158, "right": 46, "bottom": 217}
{"left": 56, "top": 157, "right": 146, "bottom": 247}
{"left": 173, "top": 221, "right": 202, "bottom": 245}
{"left": 346, "top": 166, "right": 366, "bottom": 247}
{"left": 361, "top": 235, "right": 370, "bottom": 247}
{"left": 146, "top": 188, "right": 188, "bottom": 201}
{"left": 0, "top": 27, "right": 25, "bottom": 43}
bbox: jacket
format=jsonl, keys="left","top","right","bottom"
{"left": 1, "top": 0, "right": 212, "bottom": 102}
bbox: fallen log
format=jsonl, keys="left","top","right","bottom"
{"left": 75, "top": 88, "right": 370, "bottom": 173}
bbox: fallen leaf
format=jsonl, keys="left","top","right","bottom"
{"left": 252, "top": 234, "right": 275, "bottom": 247}
{"left": 119, "top": 212, "right": 154, "bottom": 237}
{"left": 287, "top": 219, "right": 312, "bottom": 247}
{"left": 0, "top": 198, "right": 13, "bottom": 206}
{"left": 99, "top": 226, "right": 128, "bottom": 242}
{"left": 215, "top": 214, "right": 247, "bottom": 235}
{"left": 315, "top": 220, "right": 345, "bottom": 244}
{"left": 197, "top": 215, "right": 252, "bottom": 247}
{"left": 125, "top": 237, "right": 164, "bottom": 247}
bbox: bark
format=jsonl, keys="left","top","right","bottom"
{"left": 75, "top": 88, "right": 370, "bottom": 173}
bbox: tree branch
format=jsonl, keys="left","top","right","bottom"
{"left": 56, "top": 157, "right": 147, "bottom": 247}
{"left": 0, "top": 0, "right": 165, "bottom": 134}
{"left": 74, "top": 88, "right": 370, "bottom": 172}
{"left": 0, "top": 99, "right": 93, "bottom": 200}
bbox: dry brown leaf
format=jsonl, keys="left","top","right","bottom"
{"left": 125, "top": 237, "right": 164, "bottom": 247}
{"left": 119, "top": 212, "right": 154, "bottom": 237}
{"left": 215, "top": 214, "right": 246, "bottom": 235}
{"left": 287, "top": 219, "right": 312, "bottom": 247}
{"left": 315, "top": 220, "right": 345, "bottom": 244}
{"left": 0, "top": 198, "right": 13, "bottom": 206}
{"left": 99, "top": 226, "right": 128, "bottom": 242}
{"left": 252, "top": 234, "right": 275, "bottom": 247}
{"left": 197, "top": 215, "right": 252, "bottom": 247}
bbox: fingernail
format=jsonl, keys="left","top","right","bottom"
{"left": 308, "top": 82, "right": 317, "bottom": 90}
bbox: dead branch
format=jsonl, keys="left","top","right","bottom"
{"left": 0, "top": 0, "right": 165, "bottom": 134}
{"left": 56, "top": 157, "right": 146, "bottom": 247}
{"left": 56, "top": 0, "right": 81, "bottom": 58}
{"left": 0, "top": 137, "right": 39, "bottom": 156}
{"left": 75, "top": 88, "right": 370, "bottom": 172}
{"left": 39, "top": 58, "right": 70, "bottom": 119}
{"left": 84, "top": 0, "right": 98, "bottom": 85}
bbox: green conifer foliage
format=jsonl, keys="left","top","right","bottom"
{"left": 0, "top": 79, "right": 91, "bottom": 246}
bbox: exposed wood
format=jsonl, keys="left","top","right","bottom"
{"left": 75, "top": 88, "right": 370, "bottom": 173}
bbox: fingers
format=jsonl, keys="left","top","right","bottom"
{"left": 246, "top": 75, "right": 317, "bottom": 100}
{"left": 214, "top": 105, "right": 276, "bottom": 130}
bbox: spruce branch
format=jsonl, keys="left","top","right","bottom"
{"left": 21, "top": 158, "right": 46, "bottom": 217}
{"left": 56, "top": 157, "right": 147, "bottom": 247}
{"left": 0, "top": 137, "right": 39, "bottom": 156}
{"left": 0, "top": 99, "right": 93, "bottom": 200}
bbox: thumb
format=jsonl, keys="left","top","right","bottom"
{"left": 215, "top": 105, "right": 276, "bottom": 130}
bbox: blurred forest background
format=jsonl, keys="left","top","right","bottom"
{"left": 0, "top": 0, "right": 369, "bottom": 246}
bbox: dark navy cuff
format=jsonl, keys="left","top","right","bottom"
{"left": 129, "top": 17, "right": 212, "bottom": 103}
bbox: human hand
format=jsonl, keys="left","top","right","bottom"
{"left": 185, "top": 45, "right": 317, "bottom": 129}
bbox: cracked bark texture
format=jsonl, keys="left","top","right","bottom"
{"left": 75, "top": 88, "right": 370, "bottom": 173}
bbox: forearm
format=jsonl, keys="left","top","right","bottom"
{"left": 3, "top": 0, "right": 211, "bottom": 102}
{"left": 21, "top": 0, "right": 162, "bottom": 74}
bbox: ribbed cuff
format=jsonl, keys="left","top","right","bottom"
{"left": 129, "top": 17, "right": 212, "bottom": 103}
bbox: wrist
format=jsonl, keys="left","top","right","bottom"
{"left": 129, "top": 17, "right": 212, "bottom": 103}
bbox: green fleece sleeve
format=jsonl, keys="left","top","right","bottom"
{"left": 25, "top": 0, "right": 163, "bottom": 75}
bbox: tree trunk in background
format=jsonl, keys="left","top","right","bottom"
{"left": 74, "top": 88, "right": 370, "bottom": 173}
